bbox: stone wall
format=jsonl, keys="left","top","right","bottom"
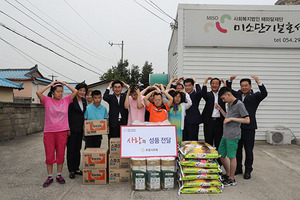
{"left": 0, "top": 102, "right": 45, "bottom": 141}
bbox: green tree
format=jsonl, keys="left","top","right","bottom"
{"left": 140, "top": 61, "right": 153, "bottom": 87}
{"left": 100, "top": 59, "right": 130, "bottom": 82}
{"left": 129, "top": 65, "right": 141, "bottom": 86}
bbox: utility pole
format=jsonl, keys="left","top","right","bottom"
{"left": 48, "top": 74, "right": 58, "bottom": 81}
{"left": 108, "top": 40, "right": 124, "bottom": 64}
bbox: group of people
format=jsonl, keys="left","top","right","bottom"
{"left": 36, "top": 74, "right": 267, "bottom": 188}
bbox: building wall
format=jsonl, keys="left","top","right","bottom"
{"left": 168, "top": 26, "right": 179, "bottom": 80}
{"left": 32, "top": 82, "right": 50, "bottom": 103}
{"left": 13, "top": 80, "right": 33, "bottom": 98}
{"left": 0, "top": 88, "right": 14, "bottom": 102}
{"left": 169, "top": 5, "right": 300, "bottom": 140}
{"left": 0, "top": 102, "right": 45, "bottom": 141}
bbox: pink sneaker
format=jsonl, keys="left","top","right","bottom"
{"left": 43, "top": 177, "right": 53, "bottom": 187}
{"left": 56, "top": 176, "right": 66, "bottom": 184}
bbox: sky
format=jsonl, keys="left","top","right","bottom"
{"left": 0, "top": 0, "right": 277, "bottom": 84}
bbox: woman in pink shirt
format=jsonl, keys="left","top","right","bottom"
{"left": 36, "top": 81, "right": 77, "bottom": 187}
{"left": 124, "top": 85, "right": 145, "bottom": 125}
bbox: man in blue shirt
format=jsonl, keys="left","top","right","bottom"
{"left": 84, "top": 90, "right": 108, "bottom": 148}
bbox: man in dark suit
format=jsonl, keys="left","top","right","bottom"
{"left": 103, "top": 80, "right": 128, "bottom": 139}
{"left": 227, "top": 75, "right": 268, "bottom": 179}
{"left": 202, "top": 77, "right": 226, "bottom": 152}
{"left": 183, "top": 77, "right": 203, "bottom": 141}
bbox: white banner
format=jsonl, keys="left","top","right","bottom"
{"left": 120, "top": 125, "right": 178, "bottom": 158}
{"left": 184, "top": 9, "right": 300, "bottom": 48}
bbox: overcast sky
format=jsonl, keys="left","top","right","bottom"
{"left": 0, "top": 0, "right": 277, "bottom": 84}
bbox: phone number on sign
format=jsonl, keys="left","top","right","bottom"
{"left": 283, "top": 38, "right": 300, "bottom": 43}
{"left": 274, "top": 38, "right": 300, "bottom": 43}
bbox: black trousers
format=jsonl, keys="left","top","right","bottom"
{"left": 85, "top": 135, "right": 102, "bottom": 149}
{"left": 204, "top": 118, "right": 223, "bottom": 166}
{"left": 109, "top": 121, "right": 123, "bottom": 139}
{"left": 236, "top": 128, "right": 255, "bottom": 173}
{"left": 67, "top": 130, "right": 83, "bottom": 173}
{"left": 183, "top": 119, "right": 200, "bottom": 141}
{"left": 203, "top": 119, "right": 223, "bottom": 148}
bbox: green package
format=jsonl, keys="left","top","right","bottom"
{"left": 147, "top": 171, "right": 161, "bottom": 191}
{"left": 131, "top": 171, "right": 146, "bottom": 191}
{"left": 180, "top": 186, "right": 221, "bottom": 194}
{"left": 180, "top": 173, "right": 220, "bottom": 181}
{"left": 182, "top": 167, "right": 221, "bottom": 174}
{"left": 183, "top": 179, "right": 222, "bottom": 187}
{"left": 161, "top": 171, "right": 175, "bottom": 189}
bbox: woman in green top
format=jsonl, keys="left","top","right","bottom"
{"left": 168, "top": 90, "right": 192, "bottom": 143}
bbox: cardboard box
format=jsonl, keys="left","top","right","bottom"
{"left": 83, "top": 148, "right": 108, "bottom": 169}
{"left": 109, "top": 169, "right": 131, "bottom": 184}
{"left": 110, "top": 138, "right": 120, "bottom": 155}
{"left": 83, "top": 168, "right": 106, "bottom": 185}
{"left": 84, "top": 119, "right": 108, "bottom": 136}
{"left": 109, "top": 154, "right": 130, "bottom": 169}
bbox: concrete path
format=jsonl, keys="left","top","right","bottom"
{"left": 0, "top": 132, "right": 300, "bottom": 200}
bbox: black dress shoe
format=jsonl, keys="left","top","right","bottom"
{"left": 75, "top": 170, "right": 83, "bottom": 176}
{"left": 244, "top": 172, "right": 251, "bottom": 179}
{"left": 235, "top": 169, "right": 243, "bottom": 175}
{"left": 69, "top": 172, "right": 75, "bottom": 179}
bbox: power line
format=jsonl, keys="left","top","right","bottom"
{"left": 0, "top": 23, "right": 103, "bottom": 76}
{"left": 132, "top": 0, "right": 170, "bottom": 24}
{"left": 0, "top": 10, "right": 105, "bottom": 73}
{"left": 0, "top": 37, "right": 78, "bottom": 82}
{"left": 4, "top": 0, "right": 114, "bottom": 64}
{"left": 24, "top": 0, "right": 115, "bottom": 62}
{"left": 63, "top": 0, "right": 108, "bottom": 42}
{"left": 145, "top": 0, "right": 176, "bottom": 21}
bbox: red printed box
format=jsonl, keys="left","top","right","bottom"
{"left": 83, "top": 148, "right": 108, "bottom": 169}
{"left": 84, "top": 119, "right": 108, "bottom": 136}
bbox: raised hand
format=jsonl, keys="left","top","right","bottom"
{"left": 230, "top": 75, "right": 237, "bottom": 82}
{"left": 172, "top": 78, "right": 178, "bottom": 83}
{"left": 192, "top": 77, "right": 198, "bottom": 84}
{"left": 108, "top": 81, "right": 113, "bottom": 88}
{"left": 121, "top": 81, "right": 127, "bottom": 88}
{"left": 220, "top": 79, "right": 226, "bottom": 86}
{"left": 251, "top": 75, "right": 261, "bottom": 84}
{"left": 160, "top": 84, "right": 165, "bottom": 92}
{"left": 176, "top": 77, "right": 185, "bottom": 84}
{"left": 203, "top": 76, "right": 213, "bottom": 86}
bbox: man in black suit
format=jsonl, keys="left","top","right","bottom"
{"left": 183, "top": 77, "right": 203, "bottom": 141}
{"left": 103, "top": 80, "right": 128, "bottom": 139}
{"left": 227, "top": 75, "right": 268, "bottom": 179}
{"left": 202, "top": 77, "right": 226, "bottom": 152}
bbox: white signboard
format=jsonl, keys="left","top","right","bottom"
{"left": 120, "top": 125, "right": 178, "bottom": 158}
{"left": 184, "top": 9, "right": 300, "bottom": 48}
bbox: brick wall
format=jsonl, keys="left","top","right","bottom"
{"left": 0, "top": 102, "right": 45, "bottom": 141}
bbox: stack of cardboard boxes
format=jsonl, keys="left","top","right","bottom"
{"left": 82, "top": 148, "right": 108, "bottom": 185}
{"left": 108, "top": 138, "right": 131, "bottom": 184}
{"left": 82, "top": 119, "right": 108, "bottom": 185}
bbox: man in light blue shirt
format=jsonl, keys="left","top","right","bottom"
{"left": 84, "top": 90, "right": 108, "bottom": 148}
